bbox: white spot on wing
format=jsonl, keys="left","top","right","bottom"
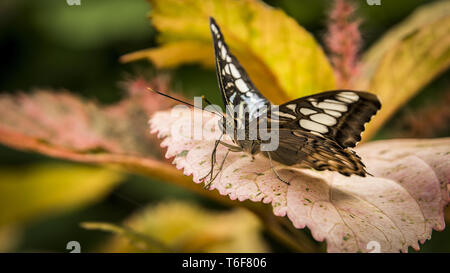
{"left": 300, "top": 108, "right": 317, "bottom": 115}
{"left": 221, "top": 46, "right": 227, "bottom": 60}
{"left": 338, "top": 92, "right": 359, "bottom": 102}
{"left": 309, "top": 131, "right": 324, "bottom": 137}
{"left": 316, "top": 102, "right": 348, "bottom": 112}
{"left": 229, "top": 92, "right": 236, "bottom": 102}
{"left": 210, "top": 24, "right": 219, "bottom": 34}
{"left": 229, "top": 63, "right": 241, "bottom": 78}
{"left": 310, "top": 113, "right": 337, "bottom": 126}
{"left": 235, "top": 79, "right": 249, "bottom": 92}
{"left": 225, "top": 82, "right": 234, "bottom": 88}
{"left": 272, "top": 111, "right": 296, "bottom": 119}
{"left": 285, "top": 104, "right": 296, "bottom": 112}
{"left": 324, "top": 109, "right": 342, "bottom": 118}
{"left": 224, "top": 64, "right": 231, "bottom": 75}
{"left": 335, "top": 96, "right": 353, "bottom": 103}
{"left": 324, "top": 99, "right": 345, "bottom": 105}
{"left": 299, "top": 119, "right": 328, "bottom": 133}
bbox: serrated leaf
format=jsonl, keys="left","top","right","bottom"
{"left": 0, "top": 78, "right": 174, "bottom": 157}
{"left": 0, "top": 164, "right": 123, "bottom": 227}
{"left": 354, "top": 1, "right": 450, "bottom": 139}
{"left": 0, "top": 76, "right": 181, "bottom": 162}
{"left": 150, "top": 107, "right": 450, "bottom": 253}
{"left": 122, "top": 0, "right": 336, "bottom": 104}
{"left": 84, "top": 201, "right": 269, "bottom": 253}
{"left": 0, "top": 82, "right": 236, "bottom": 206}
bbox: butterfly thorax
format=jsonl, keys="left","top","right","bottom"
{"left": 218, "top": 114, "right": 264, "bottom": 155}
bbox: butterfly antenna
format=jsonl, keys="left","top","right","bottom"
{"left": 147, "top": 87, "right": 223, "bottom": 118}
{"left": 201, "top": 95, "right": 224, "bottom": 116}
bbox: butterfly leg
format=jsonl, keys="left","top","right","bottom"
{"left": 203, "top": 147, "right": 241, "bottom": 189}
{"left": 204, "top": 149, "right": 230, "bottom": 190}
{"left": 202, "top": 138, "right": 243, "bottom": 189}
{"left": 218, "top": 141, "right": 243, "bottom": 151}
{"left": 201, "top": 135, "right": 222, "bottom": 187}
{"left": 266, "top": 152, "right": 290, "bottom": 185}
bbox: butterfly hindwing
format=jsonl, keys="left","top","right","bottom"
{"left": 209, "top": 17, "right": 269, "bottom": 120}
{"left": 266, "top": 129, "right": 368, "bottom": 176}
{"left": 273, "top": 90, "right": 381, "bottom": 148}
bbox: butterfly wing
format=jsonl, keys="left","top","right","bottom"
{"left": 266, "top": 129, "right": 368, "bottom": 176}
{"left": 208, "top": 17, "right": 379, "bottom": 177}
{"left": 272, "top": 90, "right": 381, "bottom": 148}
{"left": 209, "top": 17, "right": 270, "bottom": 120}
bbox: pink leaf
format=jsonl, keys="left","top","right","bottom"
{"left": 150, "top": 107, "right": 450, "bottom": 253}
{"left": 0, "top": 75, "right": 180, "bottom": 158}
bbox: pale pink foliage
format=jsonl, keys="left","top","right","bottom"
{"left": 150, "top": 107, "right": 450, "bottom": 253}
{"left": 0, "top": 91, "right": 121, "bottom": 153}
{"left": 325, "top": 0, "right": 362, "bottom": 88}
{"left": 0, "top": 75, "right": 179, "bottom": 157}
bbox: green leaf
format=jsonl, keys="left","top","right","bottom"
{"left": 122, "top": 0, "right": 336, "bottom": 104}
{"left": 355, "top": 1, "right": 450, "bottom": 139}
{"left": 0, "top": 164, "right": 123, "bottom": 227}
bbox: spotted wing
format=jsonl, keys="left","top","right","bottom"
{"left": 266, "top": 129, "right": 368, "bottom": 176}
{"left": 272, "top": 90, "right": 381, "bottom": 148}
{"left": 209, "top": 17, "right": 269, "bottom": 120}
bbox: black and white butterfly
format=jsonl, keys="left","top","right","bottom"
{"left": 205, "top": 17, "right": 381, "bottom": 185}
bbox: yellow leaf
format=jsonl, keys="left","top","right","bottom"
{"left": 123, "top": 0, "right": 336, "bottom": 104}
{"left": 85, "top": 201, "right": 269, "bottom": 253}
{"left": 121, "top": 40, "right": 215, "bottom": 68}
{"left": 355, "top": 1, "right": 450, "bottom": 139}
{"left": 0, "top": 164, "right": 123, "bottom": 227}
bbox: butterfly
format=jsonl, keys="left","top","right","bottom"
{"left": 204, "top": 17, "right": 381, "bottom": 186}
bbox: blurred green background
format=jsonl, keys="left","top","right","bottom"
{"left": 0, "top": 0, "right": 448, "bottom": 252}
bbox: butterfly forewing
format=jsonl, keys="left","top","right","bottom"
{"left": 209, "top": 17, "right": 270, "bottom": 121}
